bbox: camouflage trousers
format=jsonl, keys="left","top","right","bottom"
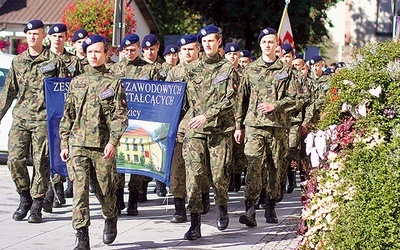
{"left": 116, "top": 173, "right": 125, "bottom": 189}
{"left": 284, "top": 123, "right": 301, "bottom": 182}
{"left": 67, "top": 146, "right": 118, "bottom": 229}
{"left": 231, "top": 138, "right": 247, "bottom": 175}
{"left": 8, "top": 119, "right": 49, "bottom": 199}
{"left": 128, "top": 175, "right": 152, "bottom": 194}
{"left": 169, "top": 141, "right": 210, "bottom": 199}
{"left": 183, "top": 131, "right": 233, "bottom": 214}
{"left": 244, "top": 126, "right": 288, "bottom": 201}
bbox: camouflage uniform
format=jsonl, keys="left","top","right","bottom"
{"left": 182, "top": 54, "right": 239, "bottom": 214}
{"left": 61, "top": 49, "right": 85, "bottom": 77}
{"left": 0, "top": 47, "right": 66, "bottom": 200}
{"left": 59, "top": 64, "right": 128, "bottom": 229}
{"left": 237, "top": 57, "right": 297, "bottom": 202}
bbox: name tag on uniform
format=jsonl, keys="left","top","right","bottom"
{"left": 74, "top": 84, "right": 86, "bottom": 88}
{"left": 99, "top": 88, "right": 115, "bottom": 100}
{"left": 214, "top": 72, "right": 228, "bottom": 83}
{"left": 275, "top": 71, "right": 288, "bottom": 80}
{"left": 137, "top": 75, "right": 150, "bottom": 80}
{"left": 40, "top": 63, "right": 55, "bottom": 73}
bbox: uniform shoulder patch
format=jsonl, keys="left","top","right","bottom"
{"left": 99, "top": 88, "right": 115, "bottom": 100}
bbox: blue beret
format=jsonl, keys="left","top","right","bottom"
{"left": 24, "top": 19, "right": 44, "bottom": 33}
{"left": 257, "top": 27, "right": 277, "bottom": 44}
{"left": 197, "top": 24, "right": 220, "bottom": 42}
{"left": 280, "top": 44, "right": 293, "bottom": 55}
{"left": 323, "top": 67, "right": 335, "bottom": 75}
{"left": 119, "top": 34, "right": 140, "bottom": 50}
{"left": 294, "top": 53, "right": 303, "bottom": 60}
{"left": 224, "top": 43, "right": 240, "bottom": 53}
{"left": 141, "top": 34, "right": 158, "bottom": 48}
{"left": 72, "top": 29, "right": 88, "bottom": 42}
{"left": 82, "top": 34, "right": 107, "bottom": 53}
{"left": 177, "top": 34, "right": 198, "bottom": 47}
{"left": 48, "top": 23, "right": 67, "bottom": 35}
{"left": 163, "top": 45, "right": 179, "bottom": 56}
{"left": 309, "top": 55, "right": 323, "bottom": 65}
{"left": 336, "top": 61, "right": 346, "bottom": 68}
{"left": 240, "top": 50, "right": 251, "bottom": 58}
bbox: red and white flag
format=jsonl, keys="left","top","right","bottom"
{"left": 277, "top": 4, "right": 294, "bottom": 46}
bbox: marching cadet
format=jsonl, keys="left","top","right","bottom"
{"left": 224, "top": 42, "right": 247, "bottom": 192}
{"left": 163, "top": 44, "right": 179, "bottom": 67}
{"left": 111, "top": 33, "right": 159, "bottom": 216}
{"left": 182, "top": 25, "right": 239, "bottom": 240}
{"left": 166, "top": 34, "right": 211, "bottom": 224}
{"left": 236, "top": 27, "right": 297, "bottom": 227}
{"left": 0, "top": 19, "right": 67, "bottom": 223}
{"left": 43, "top": 23, "right": 84, "bottom": 212}
{"left": 238, "top": 49, "right": 252, "bottom": 69}
{"left": 71, "top": 28, "right": 89, "bottom": 68}
{"left": 309, "top": 55, "right": 330, "bottom": 124}
{"left": 60, "top": 34, "right": 128, "bottom": 249}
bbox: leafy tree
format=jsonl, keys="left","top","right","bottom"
{"left": 61, "top": 0, "right": 136, "bottom": 43}
{"left": 185, "top": 0, "right": 343, "bottom": 53}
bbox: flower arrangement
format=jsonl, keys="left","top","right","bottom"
{"left": 17, "top": 38, "right": 28, "bottom": 54}
{"left": 0, "top": 37, "right": 10, "bottom": 51}
{"left": 298, "top": 39, "right": 400, "bottom": 249}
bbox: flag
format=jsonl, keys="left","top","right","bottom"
{"left": 277, "top": 4, "right": 294, "bottom": 46}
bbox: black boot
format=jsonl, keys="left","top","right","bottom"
{"left": 43, "top": 187, "right": 54, "bottom": 213}
{"left": 138, "top": 179, "right": 150, "bottom": 202}
{"left": 255, "top": 188, "right": 266, "bottom": 210}
{"left": 65, "top": 177, "right": 73, "bottom": 198}
{"left": 127, "top": 192, "right": 138, "bottom": 216}
{"left": 184, "top": 213, "right": 201, "bottom": 240}
{"left": 13, "top": 190, "right": 32, "bottom": 221}
{"left": 216, "top": 205, "right": 229, "bottom": 231}
{"left": 200, "top": 192, "right": 210, "bottom": 215}
{"left": 287, "top": 167, "right": 296, "bottom": 194}
{"left": 116, "top": 188, "right": 125, "bottom": 216}
{"left": 28, "top": 198, "right": 43, "bottom": 223}
{"left": 265, "top": 197, "right": 278, "bottom": 224}
{"left": 155, "top": 180, "right": 167, "bottom": 197}
{"left": 239, "top": 199, "right": 257, "bottom": 227}
{"left": 103, "top": 216, "right": 118, "bottom": 244}
{"left": 170, "top": 198, "right": 187, "bottom": 223}
{"left": 74, "top": 227, "right": 90, "bottom": 250}
{"left": 54, "top": 182, "right": 66, "bottom": 208}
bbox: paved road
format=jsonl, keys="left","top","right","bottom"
{"left": 0, "top": 166, "right": 303, "bottom": 250}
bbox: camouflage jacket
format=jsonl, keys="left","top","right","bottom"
{"left": 111, "top": 56, "right": 158, "bottom": 80}
{"left": 309, "top": 74, "right": 330, "bottom": 126}
{"left": 0, "top": 47, "right": 67, "bottom": 121}
{"left": 59, "top": 64, "right": 128, "bottom": 149}
{"left": 59, "top": 49, "right": 84, "bottom": 77}
{"left": 182, "top": 54, "right": 239, "bottom": 134}
{"left": 290, "top": 69, "right": 312, "bottom": 125}
{"left": 237, "top": 57, "right": 297, "bottom": 128}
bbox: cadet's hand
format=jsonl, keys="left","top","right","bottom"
{"left": 300, "top": 125, "right": 308, "bottom": 136}
{"left": 103, "top": 143, "right": 116, "bottom": 159}
{"left": 257, "top": 103, "right": 275, "bottom": 114}
{"left": 189, "top": 115, "right": 206, "bottom": 129}
{"left": 234, "top": 129, "right": 245, "bottom": 144}
{"left": 60, "top": 149, "right": 70, "bottom": 162}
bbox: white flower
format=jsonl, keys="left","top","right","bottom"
{"left": 315, "top": 130, "right": 327, "bottom": 159}
{"left": 343, "top": 80, "right": 355, "bottom": 86}
{"left": 368, "top": 86, "right": 381, "bottom": 98}
{"left": 310, "top": 147, "right": 320, "bottom": 167}
{"left": 356, "top": 100, "right": 368, "bottom": 117}
{"left": 305, "top": 132, "right": 315, "bottom": 155}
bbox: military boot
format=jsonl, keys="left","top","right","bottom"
{"left": 126, "top": 191, "right": 138, "bottom": 216}
{"left": 255, "top": 188, "right": 266, "bottom": 209}
{"left": 239, "top": 199, "right": 257, "bottom": 227}
{"left": 170, "top": 197, "right": 187, "bottom": 223}
{"left": 74, "top": 227, "right": 90, "bottom": 250}
{"left": 103, "top": 216, "right": 118, "bottom": 244}
{"left": 53, "top": 182, "right": 66, "bottom": 208}
{"left": 200, "top": 192, "right": 210, "bottom": 215}
{"left": 116, "top": 188, "right": 125, "bottom": 216}
{"left": 43, "top": 187, "right": 54, "bottom": 213}
{"left": 287, "top": 167, "right": 296, "bottom": 194}
{"left": 13, "top": 190, "right": 32, "bottom": 221}
{"left": 28, "top": 198, "right": 43, "bottom": 223}
{"left": 265, "top": 197, "right": 278, "bottom": 224}
{"left": 65, "top": 177, "right": 73, "bottom": 198}
{"left": 216, "top": 205, "right": 229, "bottom": 231}
{"left": 184, "top": 213, "right": 201, "bottom": 240}
{"left": 155, "top": 180, "right": 167, "bottom": 197}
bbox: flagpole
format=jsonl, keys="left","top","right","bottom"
{"left": 277, "top": 0, "right": 290, "bottom": 37}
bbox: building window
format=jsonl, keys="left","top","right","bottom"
{"left": 134, "top": 155, "right": 139, "bottom": 162}
{"left": 127, "top": 154, "right": 130, "bottom": 162}
{"left": 125, "top": 137, "right": 129, "bottom": 151}
{"left": 133, "top": 144, "right": 138, "bottom": 151}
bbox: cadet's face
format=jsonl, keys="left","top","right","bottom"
{"left": 123, "top": 43, "right": 140, "bottom": 61}
{"left": 292, "top": 58, "right": 304, "bottom": 71}
{"left": 260, "top": 35, "right": 278, "bottom": 57}
{"left": 201, "top": 34, "right": 221, "bottom": 57}
{"left": 238, "top": 57, "right": 252, "bottom": 68}
{"left": 281, "top": 53, "right": 293, "bottom": 66}
{"left": 311, "top": 61, "right": 324, "bottom": 77}
{"left": 224, "top": 51, "right": 240, "bottom": 65}
{"left": 86, "top": 42, "right": 106, "bottom": 67}
{"left": 26, "top": 28, "right": 46, "bottom": 48}
{"left": 74, "top": 38, "right": 87, "bottom": 54}
{"left": 142, "top": 44, "right": 159, "bottom": 61}
{"left": 164, "top": 52, "right": 179, "bottom": 66}
{"left": 49, "top": 32, "right": 67, "bottom": 49}
{"left": 180, "top": 43, "right": 200, "bottom": 63}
